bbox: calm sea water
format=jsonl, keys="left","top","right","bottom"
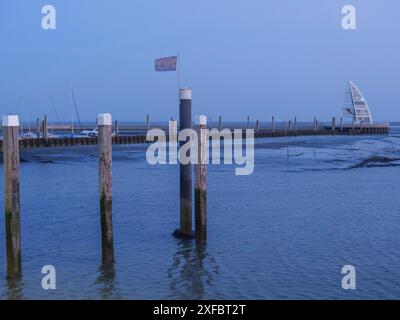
{"left": 0, "top": 126, "right": 400, "bottom": 299}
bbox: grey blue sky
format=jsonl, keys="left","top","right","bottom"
{"left": 0, "top": 0, "right": 399, "bottom": 122}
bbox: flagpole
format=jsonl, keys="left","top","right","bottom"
{"left": 177, "top": 52, "right": 181, "bottom": 100}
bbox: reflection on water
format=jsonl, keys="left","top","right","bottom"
{"left": 6, "top": 278, "right": 24, "bottom": 300}
{"left": 95, "top": 262, "right": 121, "bottom": 299}
{"left": 168, "top": 240, "right": 219, "bottom": 299}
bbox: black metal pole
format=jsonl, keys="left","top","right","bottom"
{"left": 174, "top": 88, "right": 193, "bottom": 238}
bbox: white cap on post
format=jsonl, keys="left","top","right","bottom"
{"left": 97, "top": 113, "right": 112, "bottom": 126}
{"left": 180, "top": 88, "right": 192, "bottom": 100}
{"left": 195, "top": 115, "right": 207, "bottom": 126}
{"left": 2, "top": 115, "right": 19, "bottom": 127}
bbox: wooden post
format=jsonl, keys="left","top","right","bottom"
{"left": 247, "top": 115, "right": 250, "bottom": 129}
{"left": 256, "top": 120, "right": 260, "bottom": 132}
{"left": 313, "top": 117, "right": 317, "bottom": 134}
{"left": 43, "top": 114, "right": 48, "bottom": 140}
{"left": 294, "top": 116, "right": 297, "bottom": 135}
{"left": 114, "top": 120, "right": 119, "bottom": 136}
{"left": 36, "top": 117, "right": 40, "bottom": 140}
{"left": 2, "top": 115, "right": 22, "bottom": 278}
{"left": 272, "top": 115, "right": 275, "bottom": 133}
{"left": 288, "top": 120, "right": 292, "bottom": 132}
{"left": 36, "top": 117, "right": 40, "bottom": 136}
{"left": 176, "top": 88, "right": 193, "bottom": 238}
{"left": 332, "top": 117, "right": 336, "bottom": 134}
{"left": 340, "top": 117, "right": 344, "bottom": 134}
{"left": 98, "top": 113, "right": 114, "bottom": 262}
{"left": 218, "top": 116, "right": 222, "bottom": 131}
{"left": 316, "top": 120, "right": 319, "bottom": 134}
{"left": 195, "top": 115, "right": 207, "bottom": 243}
{"left": 146, "top": 114, "right": 150, "bottom": 133}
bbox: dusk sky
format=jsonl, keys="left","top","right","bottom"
{"left": 0, "top": 0, "right": 399, "bottom": 122}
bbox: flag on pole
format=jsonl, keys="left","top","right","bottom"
{"left": 155, "top": 56, "right": 177, "bottom": 71}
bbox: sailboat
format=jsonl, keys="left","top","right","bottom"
{"left": 19, "top": 97, "right": 37, "bottom": 139}
{"left": 343, "top": 81, "right": 373, "bottom": 124}
{"left": 62, "top": 86, "right": 87, "bottom": 138}
{"left": 46, "top": 95, "right": 63, "bottom": 138}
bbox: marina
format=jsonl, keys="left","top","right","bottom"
{"left": 1, "top": 81, "right": 389, "bottom": 150}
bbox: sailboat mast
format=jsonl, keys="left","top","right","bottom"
{"left": 71, "top": 88, "right": 83, "bottom": 131}
{"left": 70, "top": 87, "right": 74, "bottom": 135}
{"left": 50, "top": 95, "right": 60, "bottom": 134}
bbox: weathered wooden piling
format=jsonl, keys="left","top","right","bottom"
{"left": 332, "top": 117, "right": 336, "bottom": 134}
{"left": 272, "top": 115, "right": 275, "bottom": 132}
{"left": 175, "top": 88, "right": 193, "bottom": 238}
{"left": 43, "top": 114, "right": 48, "bottom": 140}
{"left": 114, "top": 120, "right": 119, "bottom": 136}
{"left": 2, "top": 115, "right": 22, "bottom": 278}
{"left": 218, "top": 116, "right": 222, "bottom": 131}
{"left": 98, "top": 113, "right": 114, "bottom": 262}
{"left": 195, "top": 115, "right": 207, "bottom": 243}
{"left": 247, "top": 115, "right": 250, "bottom": 129}
{"left": 146, "top": 114, "right": 150, "bottom": 133}
{"left": 340, "top": 117, "right": 344, "bottom": 134}
{"left": 313, "top": 117, "right": 317, "bottom": 134}
{"left": 36, "top": 118, "right": 40, "bottom": 139}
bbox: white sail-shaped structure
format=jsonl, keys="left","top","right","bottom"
{"left": 343, "top": 81, "right": 373, "bottom": 124}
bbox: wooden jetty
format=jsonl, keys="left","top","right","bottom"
{"left": 0, "top": 122, "right": 390, "bottom": 151}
